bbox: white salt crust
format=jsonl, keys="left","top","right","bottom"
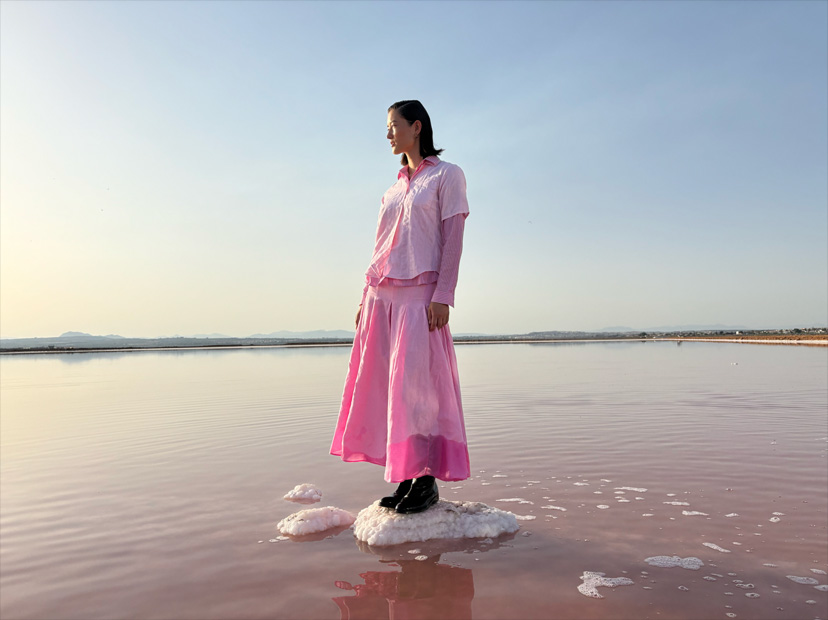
{"left": 353, "top": 499, "right": 519, "bottom": 546}
{"left": 577, "top": 571, "right": 634, "bottom": 598}
{"left": 645, "top": 556, "right": 704, "bottom": 570}
{"left": 786, "top": 575, "right": 819, "bottom": 585}
{"left": 702, "top": 542, "right": 731, "bottom": 553}
{"left": 283, "top": 483, "right": 323, "bottom": 502}
{"left": 277, "top": 506, "right": 355, "bottom": 536}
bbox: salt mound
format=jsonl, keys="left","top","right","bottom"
{"left": 645, "top": 556, "right": 704, "bottom": 570}
{"left": 277, "top": 506, "right": 355, "bottom": 536}
{"left": 578, "top": 571, "right": 634, "bottom": 598}
{"left": 353, "top": 499, "right": 519, "bottom": 546}
{"left": 283, "top": 483, "right": 323, "bottom": 502}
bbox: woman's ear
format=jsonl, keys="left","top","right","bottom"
{"left": 414, "top": 120, "right": 422, "bottom": 136}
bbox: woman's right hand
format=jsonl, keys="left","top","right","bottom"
{"left": 355, "top": 305, "right": 362, "bottom": 329}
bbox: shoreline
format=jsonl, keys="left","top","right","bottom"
{"left": 2, "top": 336, "right": 825, "bottom": 356}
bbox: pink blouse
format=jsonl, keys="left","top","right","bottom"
{"left": 362, "top": 156, "right": 468, "bottom": 307}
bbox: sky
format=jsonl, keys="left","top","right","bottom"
{"left": 1, "top": 0, "right": 826, "bottom": 338}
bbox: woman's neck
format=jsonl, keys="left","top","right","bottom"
{"left": 406, "top": 151, "right": 423, "bottom": 177}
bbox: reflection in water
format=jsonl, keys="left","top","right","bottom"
{"left": 333, "top": 555, "right": 474, "bottom": 620}
{"left": 332, "top": 530, "right": 517, "bottom": 620}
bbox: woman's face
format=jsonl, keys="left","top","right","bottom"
{"left": 386, "top": 109, "right": 420, "bottom": 157}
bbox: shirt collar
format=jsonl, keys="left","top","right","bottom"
{"left": 398, "top": 155, "right": 440, "bottom": 180}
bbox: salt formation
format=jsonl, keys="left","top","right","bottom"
{"left": 352, "top": 499, "right": 519, "bottom": 546}
{"left": 277, "top": 506, "right": 355, "bottom": 536}
{"left": 645, "top": 556, "right": 704, "bottom": 570}
{"left": 577, "top": 571, "right": 634, "bottom": 598}
{"left": 786, "top": 575, "right": 819, "bottom": 585}
{"left": 702, "top": 542, "right": 731, "bottom": 553}
{"left": 283, "top": 483, "right": 323, "bottom": 502}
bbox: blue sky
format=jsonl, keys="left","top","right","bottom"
{"left": 1, "top": 1, "right": 826, "bottom": 338}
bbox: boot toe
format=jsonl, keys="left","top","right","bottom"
{"left": 395, "top": 483, "right": 439, "bottom": 514}
{"left": 378, "top": 495, "right": 398, "bottom": 508}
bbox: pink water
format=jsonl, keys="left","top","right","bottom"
{"left": 1, "top": 341, "right": 826, "bottom": 619}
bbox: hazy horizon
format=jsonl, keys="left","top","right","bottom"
{"left": 2, "top": 322, "right": 826, "bottom": 342}
{"left": 2, "top": 2, "right": 826, "bottom": 339}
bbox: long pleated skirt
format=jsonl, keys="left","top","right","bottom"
{"left": 330, "top": 281, "right": 471, "bottom": 483}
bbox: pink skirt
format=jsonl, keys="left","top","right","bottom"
{"left": 330, "top": 281, "right": 471, "bottom": 483}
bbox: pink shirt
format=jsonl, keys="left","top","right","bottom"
{"left": 363, "top": 156, "right": 469, "bottom": 306}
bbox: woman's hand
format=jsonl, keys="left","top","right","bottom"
{"left": 427, "top": 302, "right": 449, "bottom": 331}
{"left": 355, "top": 305, "right": 362, "bottom": 329}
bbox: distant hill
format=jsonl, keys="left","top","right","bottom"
{"left": 58, "top": 332, "right": 126, "bottom": 340}
{"left": 249, "top": 330, "right": 355, "bottom": 339}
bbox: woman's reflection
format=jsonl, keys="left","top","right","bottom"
{"left": 332, "top": 554, "right": 474, "bottom": 620}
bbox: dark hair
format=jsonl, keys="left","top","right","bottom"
{"left": 388, "top": 100, "right": 444, "bottom": 166}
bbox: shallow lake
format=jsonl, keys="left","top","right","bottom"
{"left": 1, "top": 341, "right": 826, "bottom": 619}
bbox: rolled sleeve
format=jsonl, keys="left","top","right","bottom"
{"left": 438, "top": 164, "right": 470, "bottom": 221}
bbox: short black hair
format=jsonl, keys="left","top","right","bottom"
{"left": 388, "top": 100, "right": 444, "bottom": 166}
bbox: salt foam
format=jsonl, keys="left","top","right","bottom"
{"left": 352, "top": 499, "right": 520, "bottom": 546}
{"left": 283, "top": 483, "right": 323, "bottom": 502}
{"left": 277, "top": 506, "right": 355, "bottom": 536}
{"left": 577, "top": 571, "right": 634, "bottom": 598}
{"left": 645, "top": 556, "right": 704, "bottom": 570}
{"left": 702, "top": 542, "right": 731, "bottom": 553}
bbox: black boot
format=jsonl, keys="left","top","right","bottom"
{"left": 379, "top": 479, "right": 413, "bottom": 508}
{"left": 395, "top": 476, "right": 439, "bottom": 514}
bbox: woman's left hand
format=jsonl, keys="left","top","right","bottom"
{"left": 427, "top": 302, "right": 450, "bottom": 331}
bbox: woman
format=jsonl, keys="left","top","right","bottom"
{"left": 330, "top": 100, "right": 470, "bottom": 515}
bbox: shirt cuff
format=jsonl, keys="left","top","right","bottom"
{"left": 431, "top": 289, "right": 455, "bottom": 307}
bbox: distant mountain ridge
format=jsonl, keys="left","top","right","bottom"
{"left": 249, "top": 329, "right": 355, "bottom": 339}
{"left": 60, "top": 331, "right": 125, "bottom": 339}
